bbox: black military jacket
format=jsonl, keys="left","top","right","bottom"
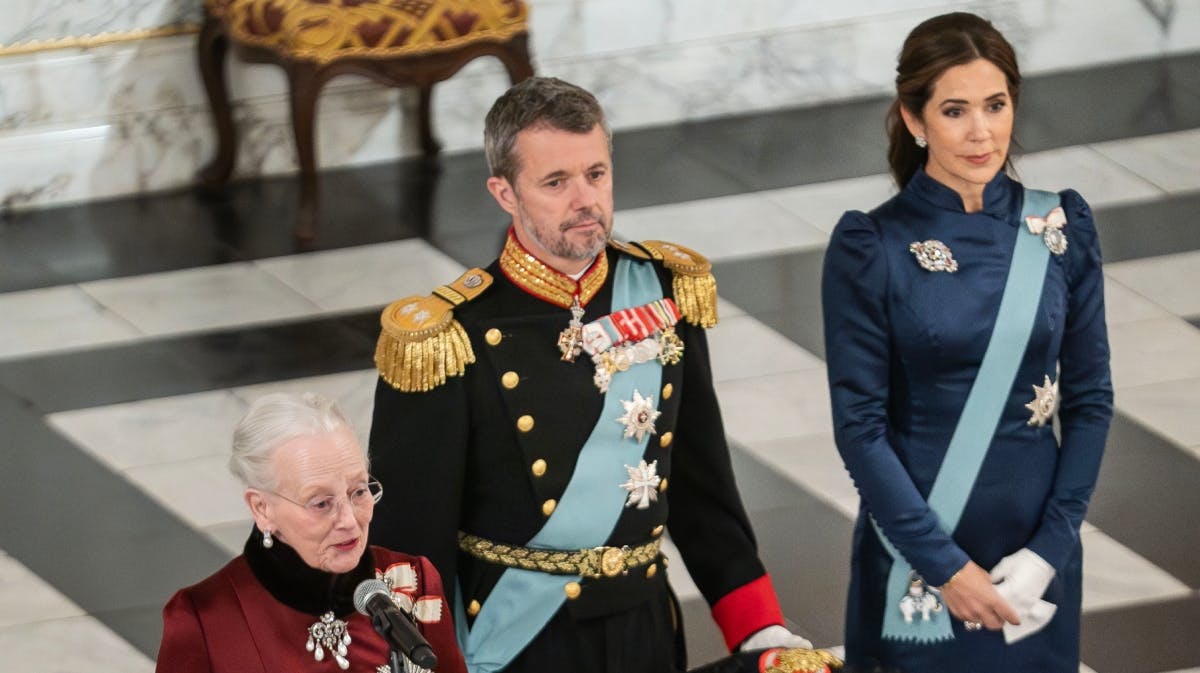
{"left": 367, "top": 238, "right": 768, "bottom": 628}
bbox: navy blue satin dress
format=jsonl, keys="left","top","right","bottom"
{"left": 821, "top": 167, "right": 1113, "bottom": 673}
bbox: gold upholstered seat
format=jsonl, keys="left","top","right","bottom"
{"left": 197, "top": 0, "right": 534, "bottom": 239}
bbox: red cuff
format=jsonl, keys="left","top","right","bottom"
{"left": 710, "top": 574, "right": 785, "bottom": 652}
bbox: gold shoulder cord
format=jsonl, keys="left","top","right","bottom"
{"left": 633, "top": 240, "right": 718, "bottom": 328}
{"left": 374, "top": 269, "right": 492, "bottom": 392}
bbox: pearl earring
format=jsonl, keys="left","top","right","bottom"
{"left": 915, "top": 136, "right": 928, "bottom": 149}
{"left": 262, "top": 529, "right": 274, "bottom": 548}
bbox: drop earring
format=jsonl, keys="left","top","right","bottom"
{"left": 915, "top": 136, "right": 928, "bottom": 149}
{"left": 262, "top": 529, "right": 274, "bottom": 548}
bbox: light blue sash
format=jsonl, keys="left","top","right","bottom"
{"left": 876, "top": 188, "right": 1060, "bottom": 642}
{"left": 456, "top": 257, "right": 664, "bottom": 672}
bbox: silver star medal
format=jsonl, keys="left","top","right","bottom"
{"left": 615, "top": 389, "right": 661, "bottom": 442}
{"left": 1026, "top": 206, "right": 1068, "bottom": 256}
{"left": 1025, "top": 375, "right": 1059, "bottom": 427}
{"left": 621, "top": 460, "right": 662, "bottom": 509}
{"left": 909, "top": 240, "right": 959, "bottom": 272}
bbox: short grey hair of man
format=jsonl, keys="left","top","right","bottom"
{"left": 484, "top": 76, "right": 612, "bottom": 184}
{"left": 228, "top": 392, "right": 364, "bottom": 491}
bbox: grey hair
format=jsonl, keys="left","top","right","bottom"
{"left": 228, "top": 392, "right": 363, "bottom": 490}
{"left": 483, "top": 76, "right": 612, "bottom": 184}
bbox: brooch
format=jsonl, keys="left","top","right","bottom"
{"left": 306, "top": 612, "right": 351, "bottom": 669}
{"left": 1024, "top": 375, "right": 1059, "bottom": 427}
{"left": 898, "top": 571, "right": 943, "bottom": 624}
{"left": 615, "top": 389, "right": 661, "bottom": 442}
{"left": 1025, "top": 206, "right": 1068, "bottom": 255}
{"left": 909, "top": 240, "right": 958, "bottom": 272}
{"left": 620, "top": 459, "right": 662, "bottom": 509}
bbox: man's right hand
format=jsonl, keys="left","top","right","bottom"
{"left": 937, "top": 561, "right": 1021, "bottom": 631}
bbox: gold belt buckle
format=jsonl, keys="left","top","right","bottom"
{"left": 593, "top": 545, "right": 629, "bottom": 577}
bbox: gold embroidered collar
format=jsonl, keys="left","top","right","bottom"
{"left": 498, "top": 228, "right": 608, "bottom": 309}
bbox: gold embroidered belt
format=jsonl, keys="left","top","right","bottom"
{"left": 458, "top": 532, "right": 660, "bottom": 579}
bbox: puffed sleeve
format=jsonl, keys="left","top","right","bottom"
{"left": 415, "top": 555, "right": 469, "bottom": 673}
{"left": 1026, "top": 190, "right": 1114, "bottom": 573}
{"left": 368, "top": 375, "right": 470, "bottom": 609}
{"left": 822, "top": 211, "right": 970, "bottom": 586}
{"left": 155, "top": 589, "right": 212, "bottom": 673}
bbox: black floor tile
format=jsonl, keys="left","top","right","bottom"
{"left": 1096, "top": 192, "right": 1200, "bottom": 263}
{"left": 1081, "top": 596, "right": 1200, "bottom": 672}
{"left": 1085, "top": 414, "right": 1200, "bottom": 588}
{"left": 0, "top": 392, "right": 227, "bottom": 660}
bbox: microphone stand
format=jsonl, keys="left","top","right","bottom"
{"left": 372, "top": 613, "right": 411, "bottom": 672}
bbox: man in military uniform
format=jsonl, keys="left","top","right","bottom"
{"left": 368, "top": 77, "right": 811, "bottom": 673}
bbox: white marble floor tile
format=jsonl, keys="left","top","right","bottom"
{"left": 202, "top": 520, "right": 255, "bottom": 558}
{"left": 746, "top": 434, "right": 860, "bottom": 519}
{"left": 125, "top": 455, "right": 250, "bottom": 530}
{"left": 715, "top": 369, "right": 833, "bottom": 446}
{"left": 235, "top": 369, "right": 381, "bottom": 442}
{"left": 0, "top": 551, "right": 84, "bottom": 628}
{"left": 765, "top": 174, "right": 898, "bottom": 234}
{"left": 256, "top": 240, "right": 465, "bottom": 313}
{"left": 716, "top": 297, "right": 747, "bottom": 319}
{"left": 1079, "top": 527, "right": 1192, "bottom": 612}
{"left": 80, "top": 262, "right": 320, "bottom": 336}
{"left": 1091, "top": 128, "right": 1200, "bottom": 194}
{"left": 1103, "top": 277, "right": 1173, "bottom": 326}
{"left": 708, "top": 314, "right": 824, "bottom": 383}
{"left": 1013, "top": 146, "right": 1164, "bottom": 208}
{"left": 1159, "top": 668, "right": 1200, "bottom": 673}
{"left": 1105, "top": 250, "right": 1200, "bottom": 318}
{"left": 0, "top": 615, "right": 153, "bottom": 672}
{"left": 0, "top": 284, "right": 142, "bottom": 360}
{"left": 1116, "top": 378, "right": 1200, "bottom": 452}
{"left": 614, "top": 192, "right": 830, "bottom": 262}
{"left": 1107, "top": 317, "right": 1200, "bottom": 390}
{"left": 47, "top": 390, "right": 245, "bottom": 471}
{"left": 658, "top": 535, "right": 702, "bottom": 602}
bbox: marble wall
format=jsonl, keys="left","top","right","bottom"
{"left": 1, "top": 0, "right": 1197, "bottom": 211}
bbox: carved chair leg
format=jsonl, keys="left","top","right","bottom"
{"left": 499, "top": 33, "right": 536, "bottom": 84}
{"left": 196, "top": 13, "right": 237, "bottom": 189}
{"left": 287, "top": 63, "right": 325, "bottom": 241}
{"left": 417, "top": 83, "right": 442, "bottom": 157}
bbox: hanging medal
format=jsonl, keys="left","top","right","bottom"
{"left": 897, "top": 571, "right": 942, "bottom": 624}
{"left": 558, "top": 295, "right": 586, "bottom": 362}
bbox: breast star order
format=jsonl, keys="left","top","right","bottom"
{"left": 1024, "top": 375, "right": 1059, "bottom": 427}
{"left": 621, "top": 460, "right": 661, "bottom": 509}
{"left": 615, "top": 389, "right": 661, "bottom": 442}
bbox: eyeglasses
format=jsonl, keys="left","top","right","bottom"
{"left": 267, "top": 478, "right": 383, "bottom": 519}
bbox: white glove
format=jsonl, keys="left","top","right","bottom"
{"left": 989, "top": 548, "right": 1056, "bottom": 644}
{"left": 738, "top": 624, "right": 813, "bottom": 652}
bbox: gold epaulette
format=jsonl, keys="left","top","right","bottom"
{"left": 631, "top": 240, "right": 718, "bottom": 328}
{"left": 374, "top": 269, "right": 493, "bottom": 392}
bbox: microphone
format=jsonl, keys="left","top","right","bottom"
{"left": 353, "top": 578, "right": 438, "bottom": 669}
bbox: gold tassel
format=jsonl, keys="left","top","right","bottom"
{"left": 374, "top": 297, "right": 476, "bottom": 392}
{"left": 672, "top": 272, "right": 718, "bottom": 328}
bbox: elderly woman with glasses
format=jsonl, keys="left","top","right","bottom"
{"left": 155, "top": 392, "right": 467, "bottom": 673}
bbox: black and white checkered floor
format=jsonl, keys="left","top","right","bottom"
{"left": 2, "top": 51, "right": 1198, "bottom": 672}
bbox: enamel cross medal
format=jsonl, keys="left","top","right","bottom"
{"left": 558, "top": 295, "right": 585, "bottom": 362}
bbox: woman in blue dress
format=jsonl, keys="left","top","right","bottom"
{"left": 821, "top": 13, "right": 1113, "bottom": 673}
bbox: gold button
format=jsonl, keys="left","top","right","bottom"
{"left": 564, "top": 582, "right": 581, "bottom": 599}
{"left": 467, "top": 600, "right": 481, "bottom": 616}
{"left": 646, "top": 563, "right": 657, "bottom": 579}
{"left": 542, "top": 499, "right": 557, "bottom": 516}
{"left": 651, "top": 525, "right": 664, "bottom": 537}
{"left": 662, "top": 556, "right": 670, "bottom": 568}
{"left": 658, "top": 478, "right": 668, "bottom": 492}
{"left": 517, "top": 415, "right": 534, "bottom": 432}
{"left": 531, "top": 459, "right": 547, "bottom": 477}
{"left": 659, "top": 431, "right": 673, "bottom": 448}
{"left": 485, "top": 328, "right": 503, "bottom": 346}
{"left": 501, "top": 371, "right": 520, "bottom": 389}
{"left": 662, "top": 383, "right": 674, "bottom": 400}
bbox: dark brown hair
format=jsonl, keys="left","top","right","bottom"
{"left": 484, "top": 76, "right": 611, "bottom": 183}
{"left": 886, "top": 12, "right": 1021, "bottom": 187}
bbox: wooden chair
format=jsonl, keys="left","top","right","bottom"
{"left": 197, "top": 0, "right": 534, "bottom": 239}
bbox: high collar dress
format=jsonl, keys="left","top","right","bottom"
{"left": 821, "top": 167, "right": 1113, "bottom": 672}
